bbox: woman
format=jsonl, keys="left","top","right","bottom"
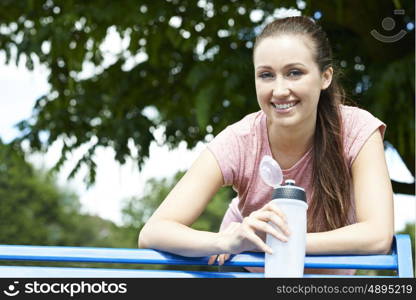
{"left": 138, "top": 16, "right": 394, "bottom": 275}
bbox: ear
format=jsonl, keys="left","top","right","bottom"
{"left": 321, "top": 67, "right": 333, "bottom": 90}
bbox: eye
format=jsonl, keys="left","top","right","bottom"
{"left": 287, "top": 69, "right": 303, "bottom": 78}
{"left": 258, "top": 72, "right": 274, "bottom": 79}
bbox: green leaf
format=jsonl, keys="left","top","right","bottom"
{"left": 195, "top": 84, "right": 216, "bottom": 130}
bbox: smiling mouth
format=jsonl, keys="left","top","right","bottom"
{"left": 271, "top": 101, "right": 299, "bottom": 110}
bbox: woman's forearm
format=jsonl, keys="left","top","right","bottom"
{"left": 139, "top": 219, "right": 393, "bottom": 257}
{"left": 306, "top": 221, "right": 393, "bottom": 255}
{"left": 138, "top": 219, "right": 225, "bottom": 257}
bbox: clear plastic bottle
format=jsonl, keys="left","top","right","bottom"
{"left": 265, "top": 179, "right": 308, "bottom": 277}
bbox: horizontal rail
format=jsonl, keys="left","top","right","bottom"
{"left": 0, "top": 245, "right": 397, "bottom": 269}
{"left": 0, "top": 266, "right": 397, "bottom": 278}
{"left": 0, "top": 235, "right": 412, "bottom": 277}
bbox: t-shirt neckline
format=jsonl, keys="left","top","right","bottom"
{"left": 260, "top": 111, "right": 312, "bottom": 173}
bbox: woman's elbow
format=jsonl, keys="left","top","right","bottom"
{"left": 138, "top": 223, "right": 151, "bottom": 249}
{"left": 371, "top": 232, "right": 394, "bottom": 254}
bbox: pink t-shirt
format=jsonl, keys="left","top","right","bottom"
{"left": 207, "top": 105, "right": 386, "bottom": 275}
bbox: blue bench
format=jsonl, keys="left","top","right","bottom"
{"left": 0, "top": 234, "right": 413, "bottom": 278}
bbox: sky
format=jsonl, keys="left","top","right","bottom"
{"left": 0, "top": 22, "right": 414, "bottom": 232}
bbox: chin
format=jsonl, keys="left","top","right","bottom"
{"left": 268, "top": 114, "right": 299, "bottom": 128}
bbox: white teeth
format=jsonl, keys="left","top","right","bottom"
{"left": 272, "top": 102, "right": 297, "bottom": 109}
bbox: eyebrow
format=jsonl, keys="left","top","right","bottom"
{"left": 256, "top": 63, "right": 306, "bottom": 70}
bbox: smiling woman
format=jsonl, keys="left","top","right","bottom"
{"left": 254, "top": 37, "right": 331, "bottom": 130}
{"left": 138, "top": 16, "right": 394, "bottom": 277}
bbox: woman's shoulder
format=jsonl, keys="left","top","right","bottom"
{"left": 227, "top": 110, "right": 264, "bottom": 137}
{"left": 339, "top": 104, "right": 380, "bottom": 124}
{"left": 339, "top": 104, "right": 386, "bottom": 163}
{"left": 340, "top": 104, "right": 368, "bottom": 115}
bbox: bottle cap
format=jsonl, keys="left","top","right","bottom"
{"left": 272, "top": 179, "right": 306, "bottom": 202}
{"left": 259, "top": 155, "right": 283, "bottom": 188}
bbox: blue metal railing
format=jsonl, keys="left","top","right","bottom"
{"left": 0, "top": 234, "right": 413, "bottom": 278}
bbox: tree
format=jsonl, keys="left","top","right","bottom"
{"left": 0, "top": 139, "right": 78, "bottom": 245}
{"left": 0, "top": 0, "right": 414, "bottom": 193}
{"left": 121, "top": 170, "right": 234, "bottom": 235}
{"left": 0, "top": 139, "right": 137, "bottom": 249}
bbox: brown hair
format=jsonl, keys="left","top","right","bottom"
{"left": 253, "top": 16, "right": 352, "bottom": 232}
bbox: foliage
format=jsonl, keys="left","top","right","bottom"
{"left": 0, "top": 0, "right": 413, "bottom": 193}
{"left": 0, "top": 139, "right": 136, "bottom": 249}
{"left": 121, "top": 170, "right": 234, "bottom": 234}
{"left": 0, "top": 139, "right": 76, "bottom": 245}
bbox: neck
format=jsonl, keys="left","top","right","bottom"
{"left": 267, "top": 118, "right": 315, "bottom": 162}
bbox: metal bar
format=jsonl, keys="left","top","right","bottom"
{"left": 1, "top": 234, "right": 410, "bottom": 274}
{"left": 0, "top": 245, "right": 397, "bottom": 269}
{"left": 395, "top": 234, "right": 414, "bottom": 277}
{"left": 0, "top": 266, "right": 397, "bottom": 278}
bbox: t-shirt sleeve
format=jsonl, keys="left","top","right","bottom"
{"left": 207, "top": 126, "right": 241, "bottom": 186}
{"left": 342, "top": 106, "right": 386, "bottom": 167}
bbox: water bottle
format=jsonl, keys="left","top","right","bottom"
{"left": 264, "top": 179, "right": 308, "bottom": 277}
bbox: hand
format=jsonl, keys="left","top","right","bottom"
{"left": 208, "top": 253, "right": 230, "bottom": 266}
{"left": 208, "top": 202, "right": 290, "bottom": 265}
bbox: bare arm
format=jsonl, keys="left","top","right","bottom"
{"left": 138, "top": 149, "right": 225, "bottom": 256}
{"left": 138, "top": 148, "right": 290, "bottom": 258}
{"left": 306, "top": 129, "right": 394, "bottom": 254}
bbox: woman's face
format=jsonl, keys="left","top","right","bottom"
{"left": 253, "top": 34, "right": 332, "bottom": 130}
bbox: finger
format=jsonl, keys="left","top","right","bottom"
{"left": 244, "top": 229, "right": 274, "bottom": 254}
{"left": 208, "top": 255, "right": 217, "bottom": 265}
{"left": 218, "top": 254, "right": 226, "bottom": 266}
{"left": 265, "top": 202, "right": 288, "bottom": 223}
{"left": 251, "top": 206, "right": 289, "bottom": 233}
{"left": 220, "top": 254, "right": 231, "bottom": 265}
{"left": 246, "top": 217, "right": 289, "bottom": 243}
{"left": 254, "top": 211, "right": 291, "bottom": 236}
{"left": 269, "top": 213, "right": 291, "bottom": 236}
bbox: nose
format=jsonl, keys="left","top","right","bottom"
{"left": 272, "top": 78, "right": 290, "bottom": 98}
